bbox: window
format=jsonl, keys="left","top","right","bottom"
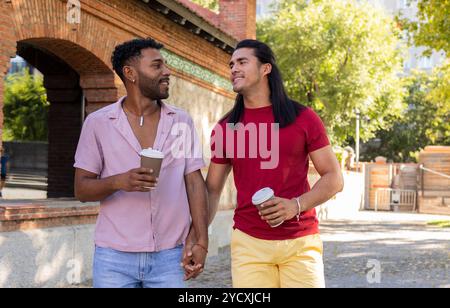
{"left": 403, "top": 59, "right": 411, "bottom": 70}
{"left": 256, "top": 4, "right": 262, "bottom": 16}
{"left": 399, "top": 0, "right": 408, "bottom": 9}
{"left": 418, "top": 57, "right": 432, "bottom": 69}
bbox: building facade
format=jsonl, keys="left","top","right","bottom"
{"left": 365, "top": 0, "right": 446, "bottom": 74}
{"left": 0, "top": 0, "right": 255, "bottom": 198}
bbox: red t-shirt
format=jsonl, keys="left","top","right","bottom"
{"left": 211, "top": 105, "right": 330, "bottom": 240}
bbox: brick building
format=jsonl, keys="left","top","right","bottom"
{"left": 0, "top": 0, "right": 256, "bottom": 197}
{"left": 0, "top": 0, "right": 255, "bottom": 287}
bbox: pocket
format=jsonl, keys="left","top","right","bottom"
{"left": 308, "top": 234, "right": 323, "bottom": 255}
{"left": 292, "top": 233, "right": 323, "bottom": 256}
{"left": 160, "top": 245, "right": 184, "bottom": 266}
{"left": 231, "top": 229, "right": 243, "bottom": 244}
{"left": 94, "top": 246, "right": 118, "bottom": 264}
{"left": 231, "top": 229, "right": 240, "bottom": 249}
{"left": 231, "top": 229, "right": 251, "bottom": 251}
{"left": 173, "top": 243, "right": 184, "bottom": 252}
{"left": 95, "top": 245, "right": 110, "bottom": 254}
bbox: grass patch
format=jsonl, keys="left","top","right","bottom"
{"left": 427, "top": 220, "right": 450, "bottom": 228}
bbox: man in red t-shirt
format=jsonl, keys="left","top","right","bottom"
{"left": 204, "top": 40, "right": 343, "bottom": 288}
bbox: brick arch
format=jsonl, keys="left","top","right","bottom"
{"left": 4, "top": 0, "right": 130, "bottom": 109}
{"left": 15, "top": 41, "right": 84, "bottom": 198}
{"left": 0, "top": 0, "right": 132, "bottom": 198}
{"left": 10, "top": 1, "right": 117, "bottom": 72}
{"left": 0, "top": 0, "right": 134, "bottom": 116}
{"left": 18, "top": 38, "right": 120, "bottom": 112}
{"left": 20, "top": 37, "right": 112, "bottom": 75}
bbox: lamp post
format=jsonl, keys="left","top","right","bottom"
{"left": 355, "top": 109, "right": 360, "bottom": 172}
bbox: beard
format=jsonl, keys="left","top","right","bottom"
{"left": 137, "top": 71, "right": 170, "bottom": 100}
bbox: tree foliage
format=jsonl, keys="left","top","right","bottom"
{"left": 404, "top": 0, "right": 450, "bottom": 55}
{"left": 3, "top": 69, "right": 49, "bottom": 141}
{"left": 362, "top": 71, "right": 450, "bottom": 162}
{"left": 190, "top": 0, "right": 219, "bottom": 12}
{"left": 258, "top": 0, "right": 407, "bottom": 144}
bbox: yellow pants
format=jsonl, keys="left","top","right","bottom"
{"left": 231, "top": 229, "right": 325, "bottom": 288}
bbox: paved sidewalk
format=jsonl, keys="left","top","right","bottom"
{"left": 0, "top": 169, "right": 47, "bottom": 201}
{"left": 2, "top": 180, "right": 448, "bottom": 288}
{"left": 187, "top": 212, "right": 450, "bottom": 288}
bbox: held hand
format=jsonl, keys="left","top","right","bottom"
{"left": 259, "top": 197, "right": 299, "bottom": 226}
{"left": 181, "top": 229, "right": 208, "bottom": 281}
{"left": 181, "top": 229, "right": 197, "bottom": 280}
{"left": 186, "top": 244, "right": 207, "bottom": 280}
{"left": 115, "top": 168, "right": 158, "bottom": 192}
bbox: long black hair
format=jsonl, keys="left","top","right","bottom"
{"left": 224, "top": 39, "right": 305, "bottom": 128}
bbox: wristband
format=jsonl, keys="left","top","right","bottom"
{"left": 194, "top": 243, "right": 208, "bottom": 253}
{"left": 294, "top": 197, "right": 302, "bottom": 221}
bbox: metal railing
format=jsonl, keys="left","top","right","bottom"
{"left": 375, "top": 188, "right": 417, "bottom": 212}
{"left": 420, "top": 165, "right": 450, "bottom": 179}
{"left": 419, "top": 165, "right": 450, "bottom": 197}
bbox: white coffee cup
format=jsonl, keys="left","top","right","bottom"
{"left": 252, "top": 187, "right": 284, "bottom": 228}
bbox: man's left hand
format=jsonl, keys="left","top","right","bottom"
{"left": 259, "top": 197, "right": 299, "bottom": 226}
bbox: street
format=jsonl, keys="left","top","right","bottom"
{"left": 187, "top": 212, "right": 450, "bottom": 288}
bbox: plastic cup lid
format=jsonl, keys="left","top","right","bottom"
{"left": 140, "top": 148, "right": 164, "bottom": 159}
{"left": 252, "top": 187, "right": 274, "bottom": 205}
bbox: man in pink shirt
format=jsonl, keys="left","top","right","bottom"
{"left": 74, "top": 38, "right": 208, "bottom": 288}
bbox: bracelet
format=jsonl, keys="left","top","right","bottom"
{"left": 194, "top": 243, "right": 209, "bottom": 253}
{"left": 294, "top": 197, "right": 302, "bottom": 221}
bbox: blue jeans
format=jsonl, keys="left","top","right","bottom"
{"left": 93, "top": 245, "right": 186, "bottom": 288}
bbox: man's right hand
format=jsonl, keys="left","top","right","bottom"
{"left": 114, "top": 168, "right": 158, "bottom": 192}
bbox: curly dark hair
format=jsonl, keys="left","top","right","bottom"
{"left": 111, "top": 38, "right": 164, "bottom": 82}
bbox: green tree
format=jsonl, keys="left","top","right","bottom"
{"left": 402, "top": 0, "right": 450, "bottom": 125}
{"left": 404, "top": 0, "right": 450, "bottom": 55}
{"left": 3, "top": 69, "right": 49, "bottom": 141}
{"left": 258, "top": 0, "right": 407, "bottom": 144}
{"left": 428, "top": 62, "right": 450, "bottom": 122}
{"left": 190, "top": 0, "right": 219, "bottom": 12}
{"left": 362, "top": 71, "right": 450, "bottom": 163}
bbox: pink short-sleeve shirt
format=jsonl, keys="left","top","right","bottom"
{"left": 74, "top": 97, "right": 205, "bottom": 252}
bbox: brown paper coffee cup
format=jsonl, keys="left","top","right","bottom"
{"left": 140, "top": 148, "right": 164, "bottom": 178}
{"left": 140, "top": 156, "right": 163, "bottom": 177}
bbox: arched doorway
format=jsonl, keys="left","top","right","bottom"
{"left": 0, "top": 0, "right": 129, "bottom": 200}
{"left": 2, "top": 38, "right": 118, "bottom": 198}
{"left": 16, "top": 41, "right": 82, "bottom": 198}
